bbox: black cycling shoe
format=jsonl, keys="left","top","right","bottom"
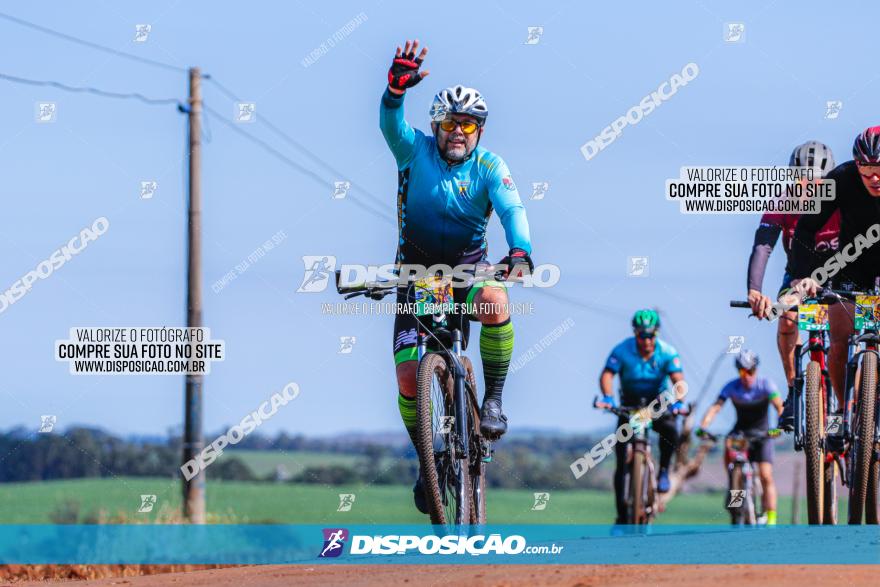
{"left": 480, "top": 399, "right": 508, "bottom": 439}
{"left": 779, "top": 391, "right": 795, "bottom": 432}
{"left": 413, "top": 473, "right": 429, "bottom": 515}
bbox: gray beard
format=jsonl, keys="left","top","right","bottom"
{"left": 440, "top": 142, "right": 472, "bottom": 163}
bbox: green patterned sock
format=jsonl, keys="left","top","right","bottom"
{"left": 480, "top": 318, "right": 514, "bottom": 404}
{"left": 397, "top": 392, "right": 418, "bottom": 446}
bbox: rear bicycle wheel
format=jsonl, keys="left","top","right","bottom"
{"left": 804, "top": 361, "right": 825, "bottom": 524}
{"left": 849, "top": 352, "right": 877, "bottom": 525}
{"left": 415, "top": 352, "right": 471, "bottom": 527}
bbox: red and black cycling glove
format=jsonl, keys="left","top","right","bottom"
{"left": 499, "top": 248, "right": 534, "bottom": 277}
{"left": 387, "top": 49, "right": 425, "bottom": 92}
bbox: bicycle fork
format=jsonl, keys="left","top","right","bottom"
{"left": 451, "top": 330, "right": 470, "bottom": 462}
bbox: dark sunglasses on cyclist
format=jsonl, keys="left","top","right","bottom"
{"left": 636, "top": 331, "right": 656, "bottom": 340}
{"left": 438, "top": 119, "right": 480, "bottom": 134}
{"left": 857, "top": 164, "right": 880, "bottom": 179}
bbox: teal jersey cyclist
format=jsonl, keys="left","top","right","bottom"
{"left": 597, "top": 310, "right": 688, "bottom": 521}
{"left": 380, "top": 40, "right": 533, "bottom": 515}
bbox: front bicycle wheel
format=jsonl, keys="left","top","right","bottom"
{"left": 866, "top": 452, "right": 879, "bottom": 524}
{"left": 849, "top": 352, "right": 877, "bottom": 524}
{"left": 415, "top": 352, "right": 471, "bottom": 527}
{"left": 459, "top": 356, "right": 486, "bottom": 525}
{"left": 823, "top": 458, "right": 839, "bottom": 525}
{"left": 729, "top": 464, "right": 745, "bottom": 525}
{"left": 630, "top": 448, "right": 646, "bottom": 524}
{"left": 804, "top": 361, "right": 825, "bottom": 524}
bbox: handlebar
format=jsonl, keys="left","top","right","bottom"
{"left": 335, "top": 265, "right": 518, "bottom": 300}
{"left": 730, "top": 288, "right": 868, "bottom": 314}
{"left": 696, "top": 428, "right": 780, "bottom": 442}
{"left": 334, "top": 270, "right": 397, "bottom": 300}
{"left": 592, "top": 396, "right": 690, "bottom": 417}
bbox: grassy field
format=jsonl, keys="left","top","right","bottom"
{"left": 0, "top": 477, "right": 834, "bottom": 525}
{"left": 217, "top": 449, "right": 363, "bottom": 478}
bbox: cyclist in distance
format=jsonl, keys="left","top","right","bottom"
{"left": 697, "top": 350, "right": 783, "bottom": 525}
{"left": 596, "top": 309, "right": 688, "bottom": 523}
{"left": 380, "top": 40, "right": 533, "bottom": 513}
{"left": 746, "top": 141, "right": 838, "bottom": 431}
{"left": 788, "top": 127, "right": 880, "bottom": 409}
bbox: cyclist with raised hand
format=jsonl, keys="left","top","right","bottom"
{"left": 789, "top": 127, "right": 880, "bottom": 409}
{"left": 697, "top": 350, "right": 783, "bottom": 525}
{"left": 746, "top": 141, "right": 839, "bottom": 430}
{"left": 380, "top": 40, "right": 533, "bottom": 513}
{"left": 596, "top": 309, "right": 688, "bottom": 523}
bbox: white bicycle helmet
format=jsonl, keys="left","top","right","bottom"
{"left": 789, "top": 140, "right": 835, "bottom": 177}
{"left": 429, "top": 85, "right": 488, "bottom": 124}
{"left": 735, "top": 349, "right": 760, "bottom": 371}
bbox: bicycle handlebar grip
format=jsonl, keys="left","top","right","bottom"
{"left": 335, "top": 270, "right": 363, "bottom": 295}
{"left": 729, "top": 301, "right": 751, "bottom": 308}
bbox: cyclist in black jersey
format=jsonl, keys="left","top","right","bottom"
{"left": 789, "top": 126, "right": 880, "bottom": 406}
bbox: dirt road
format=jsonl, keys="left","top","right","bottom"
{"left": 18, "top": 565, "right": 876, "bottom": 586}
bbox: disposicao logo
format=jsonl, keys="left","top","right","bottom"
{"left": 318, "top": 528, "right": 349, "bottom": 558}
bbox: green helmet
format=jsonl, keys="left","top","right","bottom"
{"left": 632, "top": 309, "right": 660, "bottom": 333}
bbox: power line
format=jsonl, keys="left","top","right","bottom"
{"left": 530, "top": 287, "right": 631, "bottom": 318}
{"left": 202, "top": 104, "right": 395, "bottom": 224}
{"left": 0, "top": 72, "right": 183, "bottom": 107}
{"left": 203, "top": 75, "right": 396, "bottom": 220}
{"left": 0, "top": 11, "right": 187, "bottom": 73}
{"left": 201, "top": 74, "right": 238, "bottom": 102}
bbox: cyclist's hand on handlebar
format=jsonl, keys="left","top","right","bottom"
{"left": 747, "top": 289, "right": 774, "bottom": 319}
{"left": 669, "top": 400, "right": 687, "bottom": 415}
{"left": 387, "top": 40, "right": 429, "bottom": 94}
{"left": 498, "top": 248, "right": 534, "bottom": 279}
{"left": 788, "top": 277, "right": 820, "bottom": 299}
{"left": 594, "top": 394, "right": 616, "bottom": 410}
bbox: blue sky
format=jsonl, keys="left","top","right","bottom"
{"left": 1, "top": 1, "right": 877, "bottom": 438}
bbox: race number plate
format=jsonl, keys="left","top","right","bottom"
{"left": 854, "top": 295, "right": 880, "bottom": 330}
{"left": 413, "top": 276, "right": 454, "bottom": 317}
{"left": 798, "top": 304, "right": 829, "bottom": 331}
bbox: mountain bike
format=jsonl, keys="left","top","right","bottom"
{"left": 335, "top": 270, "right": 494, "bottom": 528}
{"left": 594, "top": 398, "right": 686, "bottom": 525}
{"left": 698, "top": 429, "right": 779, "bottom": 525}
{"left": 731, "top": 293, "right": 842, "bottom": 524}
{"left": 732, "top": 287, "right": 880, "bottom": 524}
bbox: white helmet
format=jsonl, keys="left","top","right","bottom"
{"left": 429, "top": 85, "right": 488, "bottom": 124}
{"left": 789, "top": 140, "right": 835, "bottom": 177}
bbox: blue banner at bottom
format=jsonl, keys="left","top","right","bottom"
{"left": 1, "top": 525, "right": 878, "bottom": 564}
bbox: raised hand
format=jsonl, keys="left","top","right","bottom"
{"left": 387, "top": 39, "right": 429, "bottom": 95}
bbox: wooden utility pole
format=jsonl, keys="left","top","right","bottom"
{"left": 182, "top": 67, "right": 205, "bottom": 524}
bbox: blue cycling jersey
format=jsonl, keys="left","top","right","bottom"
{"left": 717, "top": 377, "right": 780, "bottom": 432}
{"left": 379, "top": 90, "right": 531, "bottom": 264}
{"left": 603, "top": 337, "right": 683, "bottom": 404}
